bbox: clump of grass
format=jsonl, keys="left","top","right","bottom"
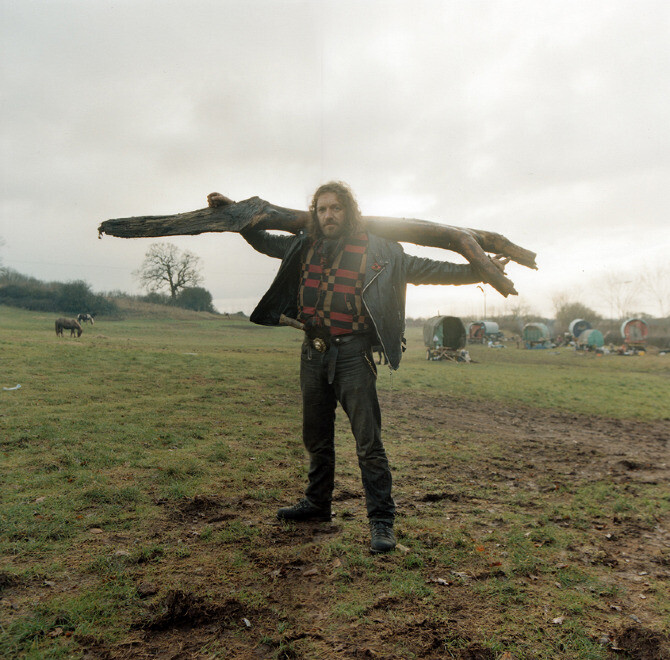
{"left": 403, "top": 553, "right": 424, "bottom": 570}
{"left": 213, "top": 521, "right": 261, "bottom": 545}
{"left": 154, "top": 458, "right": 204, "bottom": 482}
{"left": 473, "top": 577, "right": 528, "bottom": 607}
{"left": 207, "top": 441, "right": 230, "bottom": 463}
{"left": 130, "top": 544, "right": 165, "bottom": 564}
{"left": 78, "top": 485, "right": 143, "bottom": 506}
{"left": 332, "top": 600, "right": 369, "bottom": 620}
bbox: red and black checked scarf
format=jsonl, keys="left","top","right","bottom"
{"left": 298, "top": 232, "right": 370, "bottom": 336}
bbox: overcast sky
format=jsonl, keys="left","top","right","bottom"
{"left": 2, "top": 0, "right": 669, "bottom": 319}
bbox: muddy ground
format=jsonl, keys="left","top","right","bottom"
{"left": 4, "top": 394, "right": 669, "bottom": 659}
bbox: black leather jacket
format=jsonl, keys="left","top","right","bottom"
{"left": 242, "top": 229, "right": 479, "bottom": 369}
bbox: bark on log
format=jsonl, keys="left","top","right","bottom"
{"left": 98, "top": 196, "right": 537, "bottom": 297}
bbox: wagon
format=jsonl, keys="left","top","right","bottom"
{"left": 576, "top": 328, "right": 604, "bottom": 350}
{"left": 423, "top": 316, "right": 467, "bottom": 360}
{"left": 522, "top": 322, "right": 551, "bottom": 349}
{"left": 568, "top": 318, "right": 592, "bottom": 339}
{"left": 467, "top": 320, "right": 503, "bottom": 344}
{"left": 620, "top": 318, "right": 649, "bottom": 349}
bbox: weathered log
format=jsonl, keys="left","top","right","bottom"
{"left": 98, "top": 196, "right": 536, "bottom": 297}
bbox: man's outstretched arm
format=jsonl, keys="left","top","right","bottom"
{"left": 208, "top": 192, "right": 293, "bottom": 260}
{"left": 404, "top": 252, "right": 510, "bottom": 286}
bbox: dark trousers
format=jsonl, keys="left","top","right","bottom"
{"left": 300, "top": 336, "right": 395, "bottom": 523}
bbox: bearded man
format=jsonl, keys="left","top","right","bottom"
{"left": 208, "top": 181, "right": 491, "bottom": 553}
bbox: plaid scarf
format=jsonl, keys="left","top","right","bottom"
{"left": 298, "top": 233, "right": 370, "bottom": 336}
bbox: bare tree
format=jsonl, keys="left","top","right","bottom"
{"left": 598, "top": 272, "right": 639, "bottom": 319}
{"left": 551, "top": 292, "right": 570, "bottom": 316}
{"left": 505, "top": 298, "right": 537, "bottom": 333}
{"left": 639, "top": 261, "right": 670, "bottom": 318}
{"left": 134, "top": 242, "right": 203, "bottom": 300}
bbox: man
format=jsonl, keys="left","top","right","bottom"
{"left": 208, "top": 182, "right": 496, "bottom": 553}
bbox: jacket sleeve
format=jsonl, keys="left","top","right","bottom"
{"left": 240, "top": 227, "right": 295, "bottom": 260}
{"left": 403, "top": 253, "right": 481, "bottom": 286}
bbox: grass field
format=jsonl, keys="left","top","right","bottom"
{"left": 1, "top": 305, "right": 669, "bottom": 659}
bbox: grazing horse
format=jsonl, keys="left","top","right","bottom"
{"left": 372, "top": 344, "right": 388, "bottom": 365}
{"left": 77, "top": 313, "right": 94, "bottom": 325}
{"left": 55, "top": 318, "right": 82, "bottom": 337}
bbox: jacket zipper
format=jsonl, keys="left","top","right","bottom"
{"left": 362, "top": 260, "right": 390, "bottom": 366}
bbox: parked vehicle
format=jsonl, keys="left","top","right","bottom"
{"left": 620, "top": 318, "right": 649, "bottom": 350}
{"left": 424, "top": 316, "right": 467, "bottom": 360}
{"left": 467, "top": 320, "right": 503, "bottom": 344}
{"left": 522, "top": 322, "right": 551, "bottom": 349}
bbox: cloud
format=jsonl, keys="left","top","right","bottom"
{"left": 2, "top": 0, "right": 669, "bottom": 318}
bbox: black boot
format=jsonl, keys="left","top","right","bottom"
{"left": 370, "top": 520, "right": 396, "bottom": 553}
{"left": 277, "top": 498, "right": 332, "bottom": 522}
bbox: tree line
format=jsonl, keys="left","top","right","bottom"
{"left": 0, "top": 242, "right": 217, "bottom": 315}
{"left": 0, "top": 270, "right": 118, "bottom": 315}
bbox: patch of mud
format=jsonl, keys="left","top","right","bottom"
{"left": 156, "top": 494, "right": 243, "bottom": 526}
{"left": 457, "top": 647, "right": 496, "bottom": 660}
{"left": 381, "top": 392, "right": 670, "bottom": 492}
{"left": 270, "top": 521, "right": 341, "bottom": 547}
{"left": 614, "top": 625, "right": 670, "bottom": 660}
{"left": 0, "top": 571, "right": 19, "bottom": 593}
{"left": 376, "top": 618, "right": 496, "bottom": 659}
{"left": 419, "top": 491, "right": 462, "bottom": 502}
{"left": 616, "top": 459, "right": 648, "bottom": 471}
{"left": 121, "top": 591, "right": 273, "bottom": 660}
{"left": 137, "top": 589, "right": 246, "bottom": 631}
{"left": 161, "top": 494, "right": 221, "bottom": 519}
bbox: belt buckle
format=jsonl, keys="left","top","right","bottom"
{"left": 311, "top": 337, "right": 327, "bottom": 353}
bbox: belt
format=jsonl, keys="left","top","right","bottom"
{"left": 332, "top": 333, "right": 369, "bottom": 346}
{"left": 306, "top": 332, "right": 370, "bottom": 353}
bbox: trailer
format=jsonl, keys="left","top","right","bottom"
{"left": 522, "top": 322, "right": 551, "bottom": 349}
{"left": 569, "top": 318, "right": 592, "bottom": 339}
{"left": 467, "top": 320, "right": 503, "bottom": 344}
{"left": 423, "top": 316, "right": 467, "bottom": 360}
{"left": 576, "top": 328, "right": 604, "bottom": 351}
{"left": 620, "top": 318, "right": 649, "bottom": 351}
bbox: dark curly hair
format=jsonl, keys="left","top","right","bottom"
{"left": 308, "top": 181, "right": 364, "bottom": 240}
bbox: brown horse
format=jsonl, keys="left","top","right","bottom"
{"left": 55, "top": 318, "right": 82, "bottom": 337}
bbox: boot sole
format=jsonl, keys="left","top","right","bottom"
{"left": 370, "top": 544, "right": 396, "bottom": 554}
{"left": 277, "top": 513, "right": 332, "bottom": 522}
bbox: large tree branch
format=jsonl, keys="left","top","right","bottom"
{"left": 98, "top": 196, "right": 537, "bottom": 297}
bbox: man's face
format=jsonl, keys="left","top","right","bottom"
{"left": 316, "top": 192, "right": 347, "bottom": 239}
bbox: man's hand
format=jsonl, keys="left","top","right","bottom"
{"left": 207, "top": 192, "right": 235, "bottom": 208}
{"left": 489, "top": 253, "right": 510, "bottom": 274}
{"left": 474, "top": 253, "right": 510, "bottom": 284}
